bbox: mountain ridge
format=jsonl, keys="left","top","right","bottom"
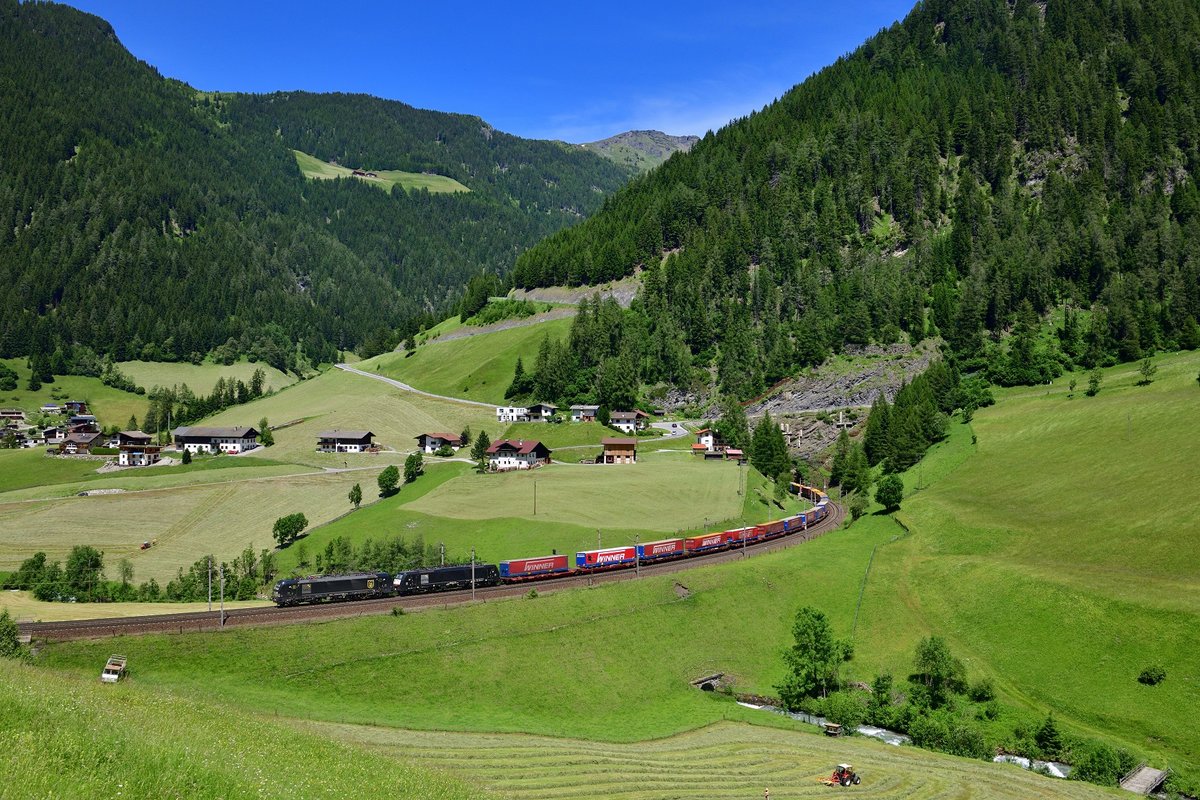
{"left": 580, "top": 130, "right": 700, "bottom": 173}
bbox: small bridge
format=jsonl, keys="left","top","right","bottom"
{"left": 1119, "top": 764, "right": 1168, "bottom": 795}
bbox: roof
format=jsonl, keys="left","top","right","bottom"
{"left": 691, "top": 443, "right": 708, "bottom": 450}
{"left": 695, "top": 428, "right": 712, "bottom": 435}
{"left": 528, "top": 402, "right": 557, "bottom": 410}
{"left": 415, "top": 432, "right": 460, "bottom": 443}
{"left": 317, "top": 430, "right": 374, "bottom": 440}
{"left": 601, "top": 438, "right": 638, "bottom": 446}
{"left": 609, "top": 410, "right": 638, "bottom": 420}
{"left": 569, "top": 404, "right": 599, "bottom": 411}
{"left": 119, "top": 431, "right": 152, "bottom": 441}
{"left": 173, "top": 426, "right": 259, "bottom": 439}
{"left": 725, "top": 448, "right": 744, "bottom": 456}
{"left": 486, "top": 439, "right": 550, "bottom": 456}
{"left": 65, "top": 432, "right": 100, "bottom": 444}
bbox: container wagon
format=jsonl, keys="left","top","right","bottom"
{"left": 636, "top": 538, "right": 685, "bottom": 562}
{"left": 500, "top": 554, "right": 570, "bottom": 580}
{"left": 576, "top": 546, "right": 637, "bottom": 570}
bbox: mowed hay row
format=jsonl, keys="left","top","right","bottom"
{"left": 318, "top": 722, "right": 1113, "bottom": 800}
{"left": 0, "top": 470, "right": 369, "bottom": 583}
{"left": 202, "top": 367, "right": 494, "bottom": 466}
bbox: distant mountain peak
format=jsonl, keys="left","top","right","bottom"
{"left": 580, "top": 130, "right": 699, "bottom": 173}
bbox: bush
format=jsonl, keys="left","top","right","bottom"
{"left": 1070, "top": 740, "right": 1122, "bottom": 786}
{"left": 377, "top": 465, "right": 400, "bottom": 497}
{"left": 403, "top": 452, "right": 424, "bottom": 483}
{"left": 875, "top": 474, "right": 904, "bottom": 511}
{"left": 272, "top": 512, "right": 308, "bottom": 547}
{"left": 1137, "top": 664, "right": 1166, "bottom": 685}
{"left": 182, "top": 449, "right": 192, "bottom": 465}
{"left": 433, "top": 445, "right": 455, "bottom": 457}
{"left": 525, "top": 588, "right": 539, "bottom": 599}
{"left": 0, "top": 609, "right": 25, "bottom": 660}
{"left": 823, "top": 690, "right": 868, "bottom": 730}
{"left": 968, "top": 677, "right": 996, "bottom": 702}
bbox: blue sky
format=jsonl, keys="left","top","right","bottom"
{"left": 65, "top": 1, "right": 916, "bottom": 142}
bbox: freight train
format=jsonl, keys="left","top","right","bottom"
{"left": 271, "top": 484, "right": 829, "bottom": 606}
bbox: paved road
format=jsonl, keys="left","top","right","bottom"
{"left": 335, "top": 364, "right": 494, "bottom": 408}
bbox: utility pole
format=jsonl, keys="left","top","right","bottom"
{"left": 634, "top": 534, "right": 640, "bottom": 579}
{"left": 207, "top": 556, "right": 212, "bottom": 612}
{"left": 439, "top": 542, "right": 445, "bottom": 567}
{"left": 533, "top": 480, "right": 537, "bottom": 516}
{"left": 597, "top": 529, "right": 601, "bottom": 549}
{"left": 218, "top": 562, "right": 225, "bottom": 627}
{"left": 470, "top": 547, "right": 476, "bottom": 601}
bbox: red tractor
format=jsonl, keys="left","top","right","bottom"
{"left": 823, "top": 764, "right": 861, "bottom": 787}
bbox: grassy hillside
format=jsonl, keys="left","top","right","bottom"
{"left": 369, "top": 316, "right": 574, "bottom": 404}
{"left": 0, "top": 467, "right": 369, "bottom": 583}
{"left": 270, "top": 455, "right": 791, "bottom": 575}
{"left": 0, "top": 665, "right": 489, "bottom": 800}
{"left": 0, "top": 358, "right": 145, "bottom": 428}
{"left": 117, "top": 359, "right": 296, "bottom": 395}
{"left": 854, "top": 350, "right": 1200, "bottom": 774}
{"left": 325, "top": 721, "right": 1113, "bottom": 800}
{"left": 293, "top": 149, "right": 470, "bottom": 194}
{"left": 37, "top": 352, "right": 1200, "bottom": 782}
{"left": 202, "top": 366, "right": 494, "bottom": 466}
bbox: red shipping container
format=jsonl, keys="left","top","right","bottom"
{"left": 500, "top": 554, "right": 569, "bottom": 578}
{"left": 637, "top": 538, "right": 684, "bottom": 559}
{"left": 724, "top": 526, "right": 758, "bottom": 544}
{"left": 684, "top": 532, "right": 727, "bottom": 552}
{"left": 576, "top": 546, "right": 637, "bottom": 568}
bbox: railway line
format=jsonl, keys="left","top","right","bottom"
{"left": 20, "top": 499, "right": 843, "bottom": 642}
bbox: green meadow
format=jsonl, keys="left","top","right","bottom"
{"left": 36, "top": 350, "right": 1200, "bottom": 788}
{"left": 293, "top": 149, "right": 470, "bottom": 194}
{"left": 0, "top": 357, "right": 145, "bottom": 427}
{"left": 369, "top": 315, "right": 574, "bottom": 404}
{"left": 0, "top": 665, "right": 488, "bottom": 799}
{"left": 201, "top": 366, "right": 494, "bottom": 467}
{"left": 117, "top": 358, "right": 296, "bottom": 395}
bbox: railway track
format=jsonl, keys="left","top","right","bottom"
{"left": 20, "top": 500, "right": 844, "bottom": 642}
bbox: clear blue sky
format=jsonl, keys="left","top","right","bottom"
{"left": 64, "top": 1, "right": 916, "bottom": 142}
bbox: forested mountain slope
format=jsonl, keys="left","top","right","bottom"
{"left": 513, "top": 0, "right": 1200, "bottom": 399}
{"left": 0, "top": 1, "right": 630, "bottom": 370}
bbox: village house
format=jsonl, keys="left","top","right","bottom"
{"left": 0, "top": 409, "right": 25, "bottom": 423}
{"left": 117, "top": 431, "right": 162, "bottom": 467}
{"left": 60, "top": 430, "right": 101, "bottom": 455}
{"left": 172, "top": 425, "right": 259, "bottom": 454}
{"left": 600, "top": 437, "right": 637, "bottom": 465}
{"left": 496, "top": 405, "right": 527, "bottom": 424}
{"left": 64, "top": 400, "right": 89, "bottom": 415}
{"left": 316, "top": 430, "right": 375, "bottom": 453}
{"left": 496, "top": 402, "right": 557, "bottom": 423}
{"left": 42, "top": 426, "right": 66, "bottom": 444}
{"left": 569, "top": 404, "right": 599, "bottom": 423}
{"left": 695, "top": 428, "right": 718, "bottom": 450}
{"left": 40, "top": 403, "right": 64, "bottom": 415}
{"left": 415, "top": 432, "right": 461, "bottom": 454}
{"left": 609, "top": 410, "right": 649, "bottom": 434}
{"left": 485, "top": 439, "right": 552, "bottom": 470}
{"left": 69, "top": 414, "right": 100, "bottom": 433}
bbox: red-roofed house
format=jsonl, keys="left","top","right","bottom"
{"left": 485, "top": 439, "right": 552, "bottom": 471}
{"left": 415, "top": 432, "right": 462, "bottom": 454}
{"left": 695, "top": 428, "right": 718, "bottom": 450}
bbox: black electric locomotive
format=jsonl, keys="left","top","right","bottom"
{"left": 272, "top": 571, "right": 391, "bottom": 606}
{"left": 392, "top": 564, "right": 500, "bottom": 595}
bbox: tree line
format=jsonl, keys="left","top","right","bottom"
{"left": 511, "top": 0, "right": 1200, "bottom": 399}
{"left": 0, "top": 1, "right": 631, "bottom": 366}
